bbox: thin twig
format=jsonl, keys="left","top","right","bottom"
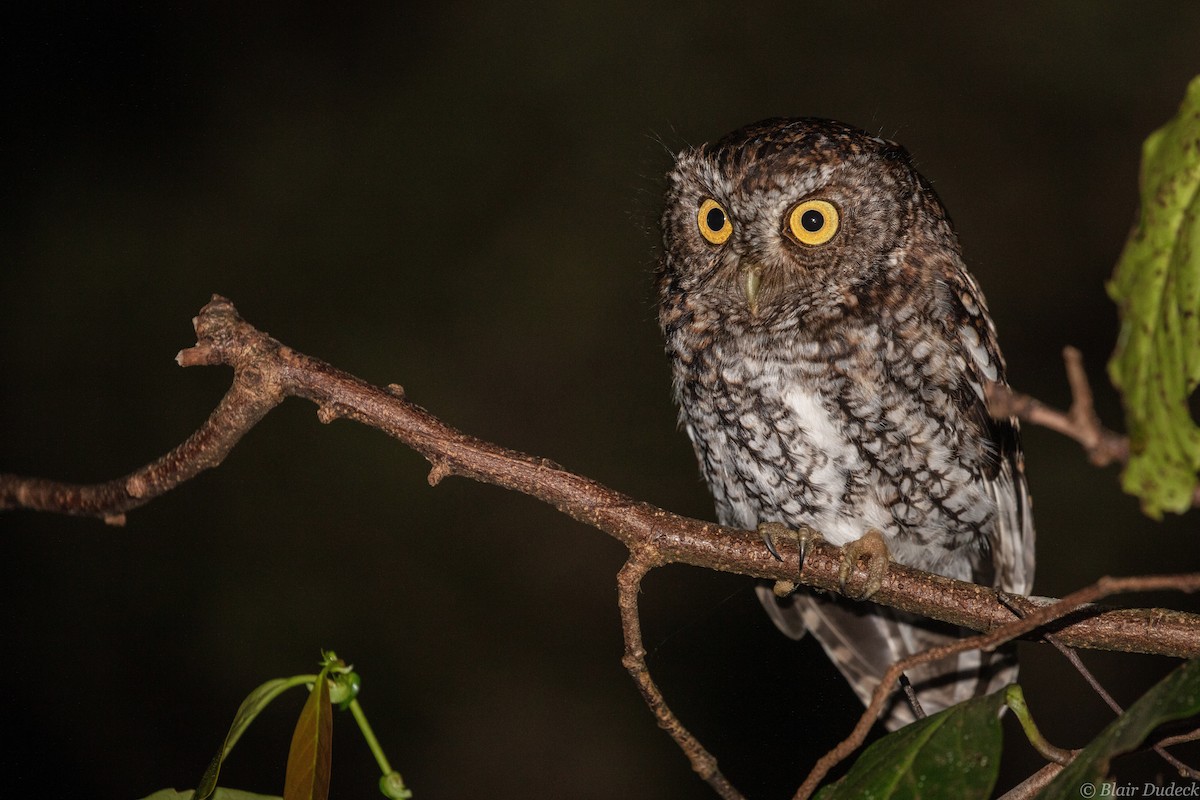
{"left": 997, "top": 762, "right": 1066, "bottom": 800}
{"left": 617, "top": 552, "right": 744, "bottom": 799}
{"left": 1158, "top": 728, "right": 1200, "bottom": 749}
{"left": 1045, "top": 638, "right": 1200, "bottom": 779}
{"left": 986, "top": 346, "right": 1131, "bottom": 468}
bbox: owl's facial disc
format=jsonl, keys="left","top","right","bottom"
{"left": 693, "top": 191, "right": 847, "bottom": 316}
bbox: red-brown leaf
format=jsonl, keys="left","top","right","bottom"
{"left": 283, "top": 675, "right": 332, "bottom": 800}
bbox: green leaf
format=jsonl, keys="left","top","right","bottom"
{"left": 193, "top": 675, "right": 316, "bottom": 800}
{"left": 1108, "top": 74, "right": 1200, "bottom": 517}
{"left": 1040, "top": 658, "right": 1200, "bottom": 799}
{"left": 139, "top": 790, "right": 281, "bottom": 800}
{"left": 283, "top": 669, "right": 333, "bottom": 800}
{"left": 813, "top": 688, "right": 1007, "bottom": 800}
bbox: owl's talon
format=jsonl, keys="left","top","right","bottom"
{"left": 839, "top": 528, "right": 891, "bottom": 600}
{"left": 758, "top": 522, "right": 822, "bottom": 573}
{"left": 758, "top": 522, "right": 787, "bottom": 561}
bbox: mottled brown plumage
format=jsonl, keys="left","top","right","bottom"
{"left": 657, "top": 118, "right": 1034, "bottom": 729}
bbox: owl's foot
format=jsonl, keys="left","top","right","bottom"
{"left": 758, "top": 521, "right": 822, "bottom": 571}
{"left": 759, "top": 522, "right": 822, "bottom": 597}
{"left": 839, "top": 528, "right": 890, "bottom": 600}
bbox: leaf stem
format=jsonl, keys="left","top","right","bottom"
{"left": 348, "top": 699, "right": 412, "bottom": 799}
{"left": 349, "top": 698, "right": 392, "bottom": 775}
{"left": 1005, "top": 685, "right": 1074, "bottom": 765}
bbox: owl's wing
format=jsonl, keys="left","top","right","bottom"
{"left": 940, "top": 264, "right": 1036, "bottom": 596}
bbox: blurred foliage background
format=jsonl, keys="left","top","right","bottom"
{"left": 3, "top": 3, "right": 1200, "bottom": 798}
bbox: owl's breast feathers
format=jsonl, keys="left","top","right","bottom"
{"left": 664, "top": 254, "right": 1029, "bottom": 590}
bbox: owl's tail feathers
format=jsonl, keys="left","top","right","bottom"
{"left": 755, "top": 585, "right": 1017, "bottom": 731}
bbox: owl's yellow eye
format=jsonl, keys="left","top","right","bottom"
{"left": 787, "top": 199, "right": 840, "bottom": 246}
{"left": 697, "top": 198, "right": 732, "bottom": 245}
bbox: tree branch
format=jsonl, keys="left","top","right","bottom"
{"left": 997, "top": 762, "right": 1065, "bottom": 800}
{"left": 3, "top": 296, "right": 1199, "bottom": 658}
{"left": 5, "top": 296, "right": 1200, "bottom": 799}
{"left": 986, "top": 345, "right": 1200, "bottom": 507}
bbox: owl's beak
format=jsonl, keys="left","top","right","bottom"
{"left": 741, "top": 264, "right": 763, "bottom": 316}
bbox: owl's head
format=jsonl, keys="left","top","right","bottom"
{"left": 658, "top": 118, "right": 957, "bottom": 331}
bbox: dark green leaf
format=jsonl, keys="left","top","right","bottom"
{"left": 283, "top": 671, "right": 333, "bottom": 800}
{"left": 1040, "top": 658, "right": 1200, "bottom": 799}
{"left": 813, "top": 688, "right": 1007, "bottom": 800}
{"left": 1108, "top": 74, "right": 1200, "bottom": 517}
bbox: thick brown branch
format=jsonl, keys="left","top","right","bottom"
{"left": 4, "top": 296, "right": 1200, "bottom": 666}
{"left": 7, "top": 296, "right": 1200, "bottom": 800}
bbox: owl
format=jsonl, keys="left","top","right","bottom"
{"left": 657, "top": 118, "right": 1034, "bottom": 729}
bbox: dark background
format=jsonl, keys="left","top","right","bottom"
{"left": 4, "top": 3, "right": 1199, "bottom": 798}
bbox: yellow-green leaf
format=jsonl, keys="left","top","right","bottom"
{"left": 139, "top": 790, "right": 280, "bottom": 800}
{"left": 193, "top": 676, "right": 315, "bottom": 800}
{"left": 283, "top": 672, "right": 333, "bottom": 800}
{"left": 1108, "top": 74, "right": 1200, "bottom": 517}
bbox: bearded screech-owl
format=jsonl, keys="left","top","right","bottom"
{"left": 657, "top": 118, "right": 1035, "bottom": 729}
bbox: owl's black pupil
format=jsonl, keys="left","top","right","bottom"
{"left": 706, "top": 207, "right": 726, "bottom": 231}
{"left": 801, "top": 209, "right": 825, "bottom": 232}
